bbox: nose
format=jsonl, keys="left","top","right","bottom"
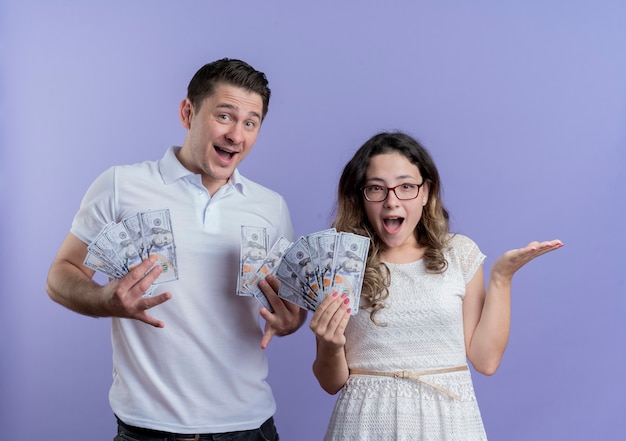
{"left": 383, "top": 189, "right": 401, "bottom": 207}
{"left": 225, "top": 123, "right": 244, "bottom": 145}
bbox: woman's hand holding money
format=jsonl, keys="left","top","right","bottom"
{"left": 309, "top": 292, "right": 352, "bottom": 394}
{"left": 310, "top": 291, "right": 351, "bottom": 349}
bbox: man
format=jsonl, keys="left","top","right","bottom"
{"left": 46, "top": 58, "right": 306, "bottom": 440}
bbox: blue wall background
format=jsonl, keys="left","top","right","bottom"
{"left": 2, "top": 1, "right": 625, "bottom": 439}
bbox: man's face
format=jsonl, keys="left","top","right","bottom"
{"left": 178, "top": 83, "right": 264, "bottom": 194}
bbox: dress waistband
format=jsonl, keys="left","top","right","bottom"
{"left": 349, "top": 365, "right": 468, "bottom": 400}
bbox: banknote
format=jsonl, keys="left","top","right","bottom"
{"left": 329, "top": 232, "right": 370, "bottom": 314}
{"left": 244, "top": 236, "right": 293, "bottom": 312}
{"left": 316, "top": 232, "right": 339, "bottom": 298}
{"left": 88, "top": 223, "right": 128, "bottom": 274}
{"left": 104, "top": 221, "right": 143, "bottom": 272}
{"left": 122, "top": 214, "right": 145, "bottom": 259}
{"left": 281, "top": 237, "right": 321, "bottom": 303}
{"left": 306, "top": 228, "right": 337, "bottom": 292}
{"left": 239, "top": 225, "right": 269, "bottom": 296}
{"left": 83, "top": 248, "right": 125, "bottom": 279}
{"left": 139, "top": 209, "right": 179, "bottom": 284}
{"left": 238, "top": 227, "right": 370, "bottom": 314}
{"left": 83, "top": 209, "right": 178, "bottom": 296}
{"left": 275, "top": 258, "right": 317, "bottom": 312}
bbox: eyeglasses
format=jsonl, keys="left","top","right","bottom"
{"left": 362, "top": 182, "right": 425, "bottom": 202}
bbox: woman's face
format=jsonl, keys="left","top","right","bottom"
{"left": 362, "top": 152, "right": 428, "bottom": 256}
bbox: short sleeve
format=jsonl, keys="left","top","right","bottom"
{"left": 448, "top": 234, "right": 486, "bottom": 284}
{"left": 70, "top": 166, "right": 117, "bottom": 244}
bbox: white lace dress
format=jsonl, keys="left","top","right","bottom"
{"left": 323, "top": 234, "right": 488, "bottom": 441}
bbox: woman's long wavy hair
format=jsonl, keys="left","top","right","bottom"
{"left": 332, "top": 132, "right": 451, "bottom": 325}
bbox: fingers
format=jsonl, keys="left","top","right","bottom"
{"left": 108, "top": 256, "right": 172, "bottom": 327}
{"left": 259, "top": 276, "right": 284, "bottom": 314}
{"left": 264, "top": 274, "right": 281, "bottom": 293}
{"left": 137, "top": 311, "right": 166, "bottom": 328}
{"left": 310, "top": 292, "right": 351, "bottom": 343}
{"left": 260, "top": 326, "right": 276, "bottom": 350}
{"left": 257, "top": 276, "right": 307, "bottom": 348}
{"left": 493, "top": 239, "right": 564, "bottom": 280}
{"left": 119, "top": 256, "right": 162, "bottom": 293}
{"left": 519, "top": 239, "right": 564, "bottom": 260}
{"left": 130, "top": 291, "right": 172, "bottom": 328}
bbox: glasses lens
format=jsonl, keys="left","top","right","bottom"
{"left": 394, "top": 184, "right": 420, "bottom": 200}
{"left": 364, "top": 186, "right": 386, "bottom": 201}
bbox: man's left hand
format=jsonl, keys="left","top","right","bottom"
{"left": 258, "top": 275, "right": 308, "bottom": 349}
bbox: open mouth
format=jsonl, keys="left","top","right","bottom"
{"left": 215, "top": 146, "right": 236, "bottom": 160}
{"left": 383, "top": 217, "right": 404, "bottom": 233}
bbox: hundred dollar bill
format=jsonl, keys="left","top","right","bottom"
{"left": 104, "top": 221, "right": 143, "bottom": 273}
{"left": 282, "top": 237, "right": 321, "bottom": 304}
{"left": 244, "top": 236, "right": 293, "bottom": 311}
{"left": 306, "top": 228, "right": 336, "bottom": 297}
{"left": 88, "top": 223, "right": 128, "bottom": 275}
{"left": 275, "top": 258, "right": 317, "bottom": 312}
{"left": 122, "top": 214, "right": 145, "bottom": 259}
{"left": 330, "top": 232, "right": 370, "bottom": 315}
{"left": 316, "top": 232, "right": 339, "bottom": 298}
{"left": 83, "top": 250, "right": 125, "bottom": 279}
{"left": 139, "top": 209, "right": 178, "bottom": 284}
{"left": 239, "top": 226, "right": 269, "bottom": 296}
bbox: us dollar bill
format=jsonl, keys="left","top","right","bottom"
{"left": 104, "top": 221, "right": 143, "bottom": 273}
{"left": 330, "top": 232, "right": 370, "bottom": 315}
{"left": 275, "top": 258, "right": 317, "bottom": 312}
{"left": 244, "top": 236, "right": 293, "bottom": 312}
{"left": 139, "top": 209, "right": 178, "bottom": 284}
{"left": 282, "top": 237, "right": 321, "bottom": 303}
{"left": 305, "top": 228, "right": 336, "bottom": 299}
{"left": 316, "top": 232, "right": 339, "bottom": 298}
{"left": 88, "top": 223, "right": 127, "bottom": 275}
{"left": 245, "top": 236, "right": 291, "bottom": 293}
{"left": 239, "top": 225, "right": 269, "bottom": 296}
{"left": 83, "top": 249, "right": 125, "bottom": 279}
{"left": 122, "top": 214, "right": 145, "bottom": 259}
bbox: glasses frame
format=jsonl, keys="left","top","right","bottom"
{"left": 361, "top": 182, "right": 425, "bottom": 202}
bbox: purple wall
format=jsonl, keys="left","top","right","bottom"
{"left": 2, "top": 1, "right": 625, "bottom": 439}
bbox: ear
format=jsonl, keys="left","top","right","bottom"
{"left": 422, "top": 182, "right": 430, "bottom": 206}
{"left": 179, "top": 98, "right": 193, "bottom": 129}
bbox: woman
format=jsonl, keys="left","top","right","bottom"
{"left": 310, "top": 131, "right": 562, "bottom": 440}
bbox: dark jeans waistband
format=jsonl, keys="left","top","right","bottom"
{"left": 116, "top": 416, "right": 277, "bottom": 441}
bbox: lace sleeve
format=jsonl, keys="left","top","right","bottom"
{"left": 448, "top": 234, "right": 486, "bottom": 284}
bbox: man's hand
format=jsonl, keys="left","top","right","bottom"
{"left": 258, "top": 275, "right": 307, "bottom": 349}
{"left": 104, "top": 255, "right": 172, "bottom": 328}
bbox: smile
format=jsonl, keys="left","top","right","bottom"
{"left": 215, "top": 145, "right": 236, "bottom": 160}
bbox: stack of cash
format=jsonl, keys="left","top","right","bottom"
{"left": 238, "top": 226, "right": 370, "bottom": 314}
{"left": 83, "top": 208, "right": 179, "bottom": 294}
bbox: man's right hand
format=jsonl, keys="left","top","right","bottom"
{"left": 47, "top": 233, "right": 172, "bottom": 328}
{"left": 104, "top": 255, "right": 172, "bottom": 328}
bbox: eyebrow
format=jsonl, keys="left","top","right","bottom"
{"left": 215, "top": 103, "right": 262, "bottom": 121}
{"left": 364, "top": 174, "right": 419, "bottom": 183}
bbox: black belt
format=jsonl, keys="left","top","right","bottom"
{"left": 116, "top": 416, "right": 275, "bottom": 441}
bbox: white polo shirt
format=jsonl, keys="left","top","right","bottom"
{"left": 71, "top": 146, "right": 295, "bottom": 433}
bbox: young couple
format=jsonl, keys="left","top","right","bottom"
{"left": 46, "top": 58, "right": 562, "bottom": 440}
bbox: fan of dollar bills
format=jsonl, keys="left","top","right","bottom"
{"left": 238, "top": 226, "right": 370, "bottom": 314}
{"left": 83, "top": 208, "right": 179, "bottom": 294}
